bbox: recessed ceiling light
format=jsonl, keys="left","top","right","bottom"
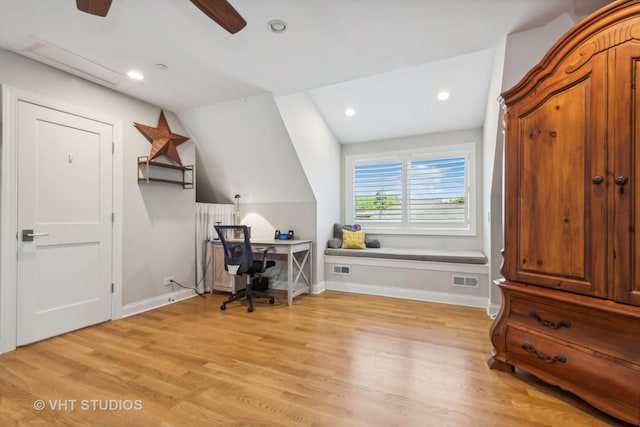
{"left": 127, "top": 70, "right": 144, "bottom": 81}
{"left": 345, "top": 107, "right": 356, "bottom": 117}
{"left": 437, "top": 91, "right": 450, "bottom": 101}
{"left": 268, "top": 19, "right": 287, "bottom": 33}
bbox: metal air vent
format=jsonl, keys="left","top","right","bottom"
{"left": 332, "top": 265, "right": 351, "bottom": 275}
{"left": 452, "top": 275, "right": 478, "bottom": 288}
{"left": 11, "top": 36, "right": 142, "bottom": 90}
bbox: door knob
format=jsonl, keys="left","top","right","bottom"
{"left": 591, "top": 176, "right": 603, "bottom": 184}
{"left": 614, "top": 176, "right": 628, "bottom": 185}
{"left": 22, "top": 229, "right": 49, "bottom": 242}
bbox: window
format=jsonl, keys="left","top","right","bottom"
{"left": 353, "top": 160, "right": 403, "bottom": 223}
{"left": 345, "top": 143, "right": 476, "bottom": 235}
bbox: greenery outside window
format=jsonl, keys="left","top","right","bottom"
{"left": 345, "top": 143, "right": 476, "bottom": 236}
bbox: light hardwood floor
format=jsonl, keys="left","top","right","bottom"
{"left": 0, "top": 291, "right": 633, "bottom": 426}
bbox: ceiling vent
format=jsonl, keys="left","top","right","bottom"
{"left": 452, "top": 275, "right": 478, "bottom": 288}
{"left": 11, "top": 36, "right": 141, "bottom": 90}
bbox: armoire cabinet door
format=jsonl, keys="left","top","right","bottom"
{"left": 502, "top": 53, "right": 607, "bottom": 297}
{"left": 612, "top": 42, "right": 640, "bottom": 306}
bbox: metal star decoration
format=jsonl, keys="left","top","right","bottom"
{"left": 134, "top": 110, "right": 189, "bottom": 166}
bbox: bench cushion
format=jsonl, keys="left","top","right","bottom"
{"left": 324, "top": 247, "right": 487, "bottom": 264}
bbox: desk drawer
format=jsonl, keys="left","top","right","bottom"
{"left": 253, "top": 245, "right": 286, "bottom": 255}
{"left": 509, "top": 297, "right": 640, "bottom": 365}
{"left": 506, "top": 327, "right": 640, "bottom": 420}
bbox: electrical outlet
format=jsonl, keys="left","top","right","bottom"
{"left": 163, "top": 276, "right": 173, "bottom": 285}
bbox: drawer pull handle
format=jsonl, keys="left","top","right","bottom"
{"left": 529, "top": 311, "right": 571, "bottom": 329}
{"left": 522, "top": 343, "right": 567, "bottom": 363}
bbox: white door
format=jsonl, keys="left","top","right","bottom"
{"left": 16, "top": 100, "right": 113, "bottom": 346}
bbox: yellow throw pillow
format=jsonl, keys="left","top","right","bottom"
{"left": 342, "top": 230, "right": 366, "bottom": 249}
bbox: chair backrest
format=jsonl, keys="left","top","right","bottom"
{"left": 214, "top": 225, "right": 253, "bottom": 275}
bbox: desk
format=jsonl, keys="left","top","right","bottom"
{"left": 212, "top": 239, "right": 312, "bottom": 305}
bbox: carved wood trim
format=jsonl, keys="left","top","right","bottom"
{"left": 566, "top": 21, "right": 640, "bottom": 73}
{"left": 501, "top": 1, "right": 640, "bottom": 106}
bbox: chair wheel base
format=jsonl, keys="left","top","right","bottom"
{"left": 218, "top": 286, "right": 273, "bottom": 313}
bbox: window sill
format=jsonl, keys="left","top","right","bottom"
{"left": 360, "top": 226, "right": 476, "bottom": 237}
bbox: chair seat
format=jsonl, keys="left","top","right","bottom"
{"left": 248, "top": 260, "right": 276, "bottom": 274}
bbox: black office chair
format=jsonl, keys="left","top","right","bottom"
{"left": 214, "top": 225, "right": 275, "bottom": 312}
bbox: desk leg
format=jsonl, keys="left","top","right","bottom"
{"left": 309, "top": 245, "right": 313, "bottom": 295}
{"left": 287, "top": 248, "right": 293, "bottom": 306}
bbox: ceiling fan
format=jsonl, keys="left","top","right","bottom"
{"left": 75, "top": 0, "right": 247, "bottom": 34}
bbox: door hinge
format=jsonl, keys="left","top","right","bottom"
{"left": 111, "top": 283, "right": 114, "bottom": 293}
{"left": 112, "top": 142, "right": 115, "bottom": 154}
{"left": 111, "top": 212, "right": 115, "bottom": 223}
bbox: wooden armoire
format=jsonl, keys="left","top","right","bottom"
{"left": 488, "top": 1, "right": 640, "bottom": 424}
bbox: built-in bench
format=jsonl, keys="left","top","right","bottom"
{"left": 323, "top": 247, "right": 487, "bottom": 264}
{"left": 323, "top": 247, "right": 489, "bottom": 308}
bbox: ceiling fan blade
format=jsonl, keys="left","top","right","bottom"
{"left": 189, "top": 0, "right": 247, "bottom": 34}
{"left": 76, "top": 0, "right": 113, "bottom": 17}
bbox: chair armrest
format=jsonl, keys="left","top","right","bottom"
{"left": 260, "top": 246, "right": 275, "bottom": 270}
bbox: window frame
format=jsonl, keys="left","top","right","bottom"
{"left": 344, "top": 142, "right": 477, "bottom": 236}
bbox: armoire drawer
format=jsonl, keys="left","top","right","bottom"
{"left": 509, "top": 297, "right": 640, "bottom": 365}
{"left": 505, "top": 328, "right": 640, "bottom": 417}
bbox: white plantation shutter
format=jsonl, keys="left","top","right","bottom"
{"left": 407, "top": 156, "right": 466, "bottom": 223}
{"left": 352, "top": 160, "right": 402, "bottom": 224}
{"left": 346, "top": 143, "right": 475, "bottom": 235}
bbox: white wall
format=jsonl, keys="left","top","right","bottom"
{"left": 482, "top": 42, "right": 507, "bottom": 312}
{"left": 502, "top": 13, "right": 577, "bottom": 91}
{"left": 275, "top": 92, "right": 341, "bottom": 288}
{"left": 0, "top": 48, "right": 196, "bottom": 308}
{"left": 178, "top": 93, "right": 315, "bottom": 206}
{"left": 341, "top": 128, "right": 484, "bottom": 251}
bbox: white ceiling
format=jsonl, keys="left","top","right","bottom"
{"left": 0, "top": 0, "right": 611, "bottom": 143}
{"left": 307, "top": 49, "right": 495, "bottom": 143}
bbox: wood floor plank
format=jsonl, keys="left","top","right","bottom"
{"left": 0, "top": 291, "right": 633, "bottom": 426}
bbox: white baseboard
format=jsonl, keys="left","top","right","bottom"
{"left": 326, "top": 280, "right": 488, "bottom": 308}
{"left": 264, "top": 277, "right": 325, "bottom": 295}
{"left": 311, "top": 280, "right": 326, "bottom": 294}
{"left": 121, "top": 288, "right": 198, "bottom": 318}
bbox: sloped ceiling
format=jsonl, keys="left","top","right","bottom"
{"left": 0, "top": 0, "right": 612, "bottom": 206}
{"left": 0, "top": 0, "right": 612, "bottom": 143}
{"left": 178, "top": 93, "right": 314, "bottom": 204}
{"left": 307, "top": 49, "right": 496, "bottom": 143}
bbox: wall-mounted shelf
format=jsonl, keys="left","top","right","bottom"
{"left": 137, "top": 156, "right": 193, "bottom": 189}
